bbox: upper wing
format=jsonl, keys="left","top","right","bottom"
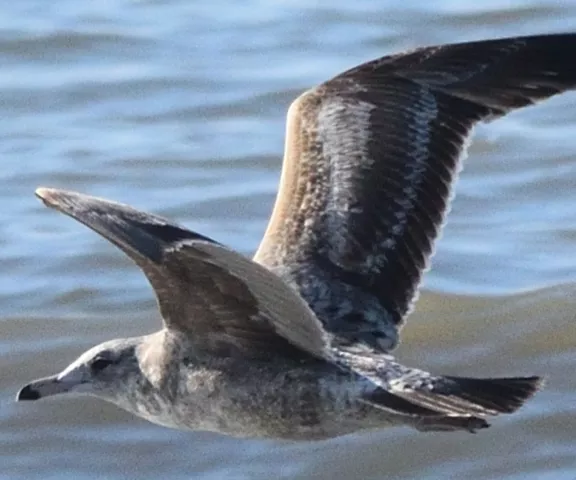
{"left": 35, "top": 188, "right": 328, "bottom": 361}
{"left": 254, "top": 34, "right": 576, "bottom": 352}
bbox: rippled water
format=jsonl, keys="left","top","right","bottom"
{"left": 1, "top": 1, "right": 576, "bottom": 479}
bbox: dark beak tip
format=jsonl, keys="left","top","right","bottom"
{"left": 16, "top": 384, "right": 41, "bottom": 401}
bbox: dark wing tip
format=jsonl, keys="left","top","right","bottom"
{"left": 16, "top": 383, "right": 41, "bottom": 401}
{"left": 35, "top": 187, "right": 220, "bottom": 263}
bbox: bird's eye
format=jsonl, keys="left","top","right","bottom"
{"left": 90, "top": 357, "right": 112, "bottom": 373}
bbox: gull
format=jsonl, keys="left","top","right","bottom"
{"left": 17, "top": 34, "right": 576, "bottom": 439}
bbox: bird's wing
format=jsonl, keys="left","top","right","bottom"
{"left": 254, "top": 33, "right": 576, "bottom": 352}
{"left": 36, "top": 188, "right": 328, "bottom": 361}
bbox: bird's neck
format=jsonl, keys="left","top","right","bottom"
{"left": 136, "top": 330, "right": 190, "bottom": 393}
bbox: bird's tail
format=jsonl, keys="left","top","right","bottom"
{"left": 440, "top": 375, "right": 543, "bottom": 415}
{"left": 362, "top": 373, "right": 543, "bottom": 433}
{"left": 337, "top": 349, "right": 543, "bottom": 432}
{"left": 383, "top": 374, "right": 543, "bottom": 417}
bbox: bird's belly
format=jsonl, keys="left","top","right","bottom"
{"left": 171, "top": 373, "right": 391, "bottom": 440}
{"left": 118, "top": 364, "right": 396, "bottom": 440}
{"left": 122, "top": 393, "right": 397, "bottom": 441}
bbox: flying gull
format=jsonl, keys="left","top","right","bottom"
{"left": 17, "top": 34, "right": 576, "bottom": 438}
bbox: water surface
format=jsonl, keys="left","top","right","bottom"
{"left": 1, "top": 1, "right": 576, "bottom": 479}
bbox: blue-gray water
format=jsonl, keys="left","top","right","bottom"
{"left": 2, "top": 1, "right": 576, "bottom": 479}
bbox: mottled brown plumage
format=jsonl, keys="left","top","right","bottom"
{"left": 17, "top": 34, "right": 576, "bottom": 438}
{"left": 255, "top": 33, "right": 576, "bottom": 353}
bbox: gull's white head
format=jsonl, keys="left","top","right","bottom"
{"left": 17, "top": 338, "right": 142, "bottom": 403}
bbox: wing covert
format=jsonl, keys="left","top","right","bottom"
{"left": 35, "top": 188, "right": 328, "bottom": 361}
{"left": 254, "top": 34, "right": 576, "bottom": 352}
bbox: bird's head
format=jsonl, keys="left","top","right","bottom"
{"left": 16, "top": 338, "right": 142, "bottom": 403}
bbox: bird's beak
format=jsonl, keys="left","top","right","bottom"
{"left": 16, "top": 370, "right": 84, "bottom": 401}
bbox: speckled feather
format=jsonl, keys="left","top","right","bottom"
{"left": 33, "top": 189, "right": 328, "bottom": 361}
{"left": 254, "top": 33, "right": 576, "bottom": 353}
{"left": 18, "top": 34, "right": 574, "bottom": 439}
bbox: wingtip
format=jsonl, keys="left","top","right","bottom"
{"left": 35, "top": 186, "right": 54, "bottom": 201}
{"left": 35, "top": 187, "right": 68, "bottom": 208}
{"left": 35, "top": 187, "right": 97, "bottom": 215}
